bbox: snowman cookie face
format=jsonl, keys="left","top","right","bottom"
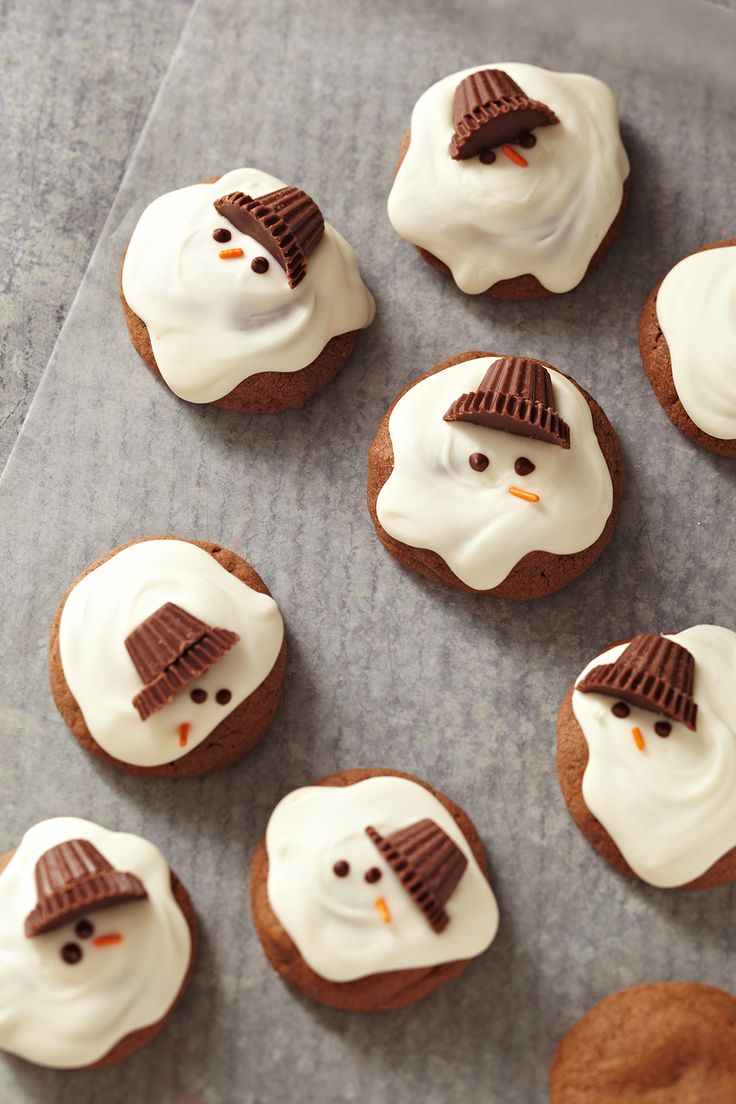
{"left": 375, "top": 356, "right": 614, "bottom": 591}
{"left": 573, "top": 625, "right": 736, "bottom": 887}
{"left": 0, "top": 818, "right": 191, "bottom": 1068}
{"left": 265, "top": 776, "right": 499, "bottom": 982}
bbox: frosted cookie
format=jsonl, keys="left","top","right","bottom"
{"left": 250, "top": 768, "right": 499, "bottom": 1011}
{"left": 121, "top": 168, "right": 375, "bottom": 412}
{"left": 388, "top": 64, "right": 630, "bottom": 299}
{"left": 50, "top": 537, "right": 286, "bottom": 778}
{"left": 550, "top": 983, "right": 736, "bottom": 1103}
{"left": 556, "top": 626, "right": 736, "bottom": 888}
{"left": 639, "top": 238, "right": 736, "bottom": 456}
{"left": 0, "top": 818, "right": 195, "bottom": 1069}
{"left": 367, "top": 352, "right": 622, "bottom": 598}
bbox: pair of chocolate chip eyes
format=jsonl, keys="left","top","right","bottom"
{"left": 60, "top": 918, "right": 94, "bottom": 964}
{"left": 190, "top": 687, "right": 232, "bottom": 705}
{"left": 212, "top": 228, "right": 270, "bottom": 274}
{"left": 469, "top": 454, "right": 536, "bottom": 476}
{"left": 333, "top": 860, "right": 382, "bottom": 884}
{"left": 610, "top": 700, "right": 672, "bottom": 736}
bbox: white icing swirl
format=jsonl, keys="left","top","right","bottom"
{"left": 573, "top": 625, "right": 736, "bottom": 888}
{"left": 0, "top": 818, "right": 191, "bottom": 1068}
{"left": 656, "top": 245, "right": 736, "bottom": 440}
{"left": 375, "top": 357, "right": 614, "bottom": 591}
{"left": 122, "top": 168, "right": 375, "bottom": 403}
{"left": 387, "top": 64, "right": 629, "bottom": 294}
{"left": 266, "top": 776, "right": 499, "bottom": 982}
{"left": 58, "top": 539, "right": 284, "bottom": 767}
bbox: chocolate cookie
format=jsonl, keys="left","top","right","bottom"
{"left": 250, "top": 767, "right": 499, "bottom": 1011}
{"left": 550, "top": 982, "right": 736, "bottom": 1103}
{"left": 638, "top": 238, "right": 736, "bottom": 456}
{"left": 49, "top": 536, "right": 286, "bottom": 778}
{"left": 367, "top": 352, "right": 623, "bottom": 599}
{"left": 120, "top": 169, "right": 374, "bottom": 413}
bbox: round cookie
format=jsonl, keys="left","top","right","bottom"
{"left": 550, "top": 982, "right": 736, "bottom": 1103}
{"left": 388, "top": 64, "right": 630, "bottom": 300}
{"left": 121, "top": 169, "right": 375, "bottom": 413}
{"left": 367, "top": 352, "right": 622, "bottom": 599}
{"left": 0, "top": 817, "right": 196, "bottom": 1069}
{"left": 639, "top": 238, "right": 736, "bottom": 456}
{"left": 50, "top": 536, "right": 286, "bottom": 778}
{"left": 250, "top": 767, "right": 499, "bottom": 1011}
{"left": 557, "top": 626, "right": 736, "bottom": 888}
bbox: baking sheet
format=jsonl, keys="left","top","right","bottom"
{"left": 1, "top": 0, "right": 736, "bottom": 1100}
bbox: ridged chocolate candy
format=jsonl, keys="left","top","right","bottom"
{"left": 444, "top": 356, "right": 571, "bottom": 448}
{"left": 25, "top": 840, "right": 148, "bottom": 937}
{"left": 214, "top": 187, "right": 324, "bottom": 288}
{"left": 449, "top": 69, "right": 558, "bottom": 160}
{"left": 577, "top": 633, "right": 698, "bottom": 730}
{"left": 365, "top": 818, "right": 467, "bottom": 933}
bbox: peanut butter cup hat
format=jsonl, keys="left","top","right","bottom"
{"left": 125, "top": 601, "right": 239, "bottom": 721}
{"left": 449, "top": 69, "right": 559, "bottom": 160}
{"left": 577, "top": 633, "right": 698, "bottom": 730}
{"left": 444, "top": 356, "right": 571, "bottom": 448}
{"left": 213, "top": 186, "right": 324, "bottom": 288}
{"left": 365, "top": 818, "right": 468, "bottom": 933}
{"left": 24, "top": 840, "right": 148, "bottom": 937}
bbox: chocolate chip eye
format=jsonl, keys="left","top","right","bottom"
{"left": 518, "top": 132, "right": 537, "bottom": 149}
{"left": 61, "top": 942, "right": 82, "bottom": 964}
{"left": 364, "top": 867, "right": 382, "bottom": 884}
{"left": 333, "top": 860, "right": 349, "bottom": 877}
{"left": 75, "top": 919, "right": 94, "bottom": 939}
{"left": 213, "top": 227, "right": 231, "bottom": 243}
{"left": 514, "top": 457, "right": 535, "bottom": 476}
{"left": 191, "top": 688, "right": 207, "bottom": 704}
{"left": 469, "top": 452, "right": 489, "bottom": 472}
{"left": 655, "top": 721, "right": 672, "bottom": 737}
{"left": 611, "top": 702, "right": 630, "bottom": 718}
{"left": 215, "top": 688, "right": 232, "bottom": 705}
{"left": 251, "top": 256, "right": 269, "bottom": 274}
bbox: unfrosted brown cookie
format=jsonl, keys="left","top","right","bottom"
{"left": 638, "top": 238, "right": 736, "bottom": 457}
{"left": 49, "top": 536, "right": 286, "bottom": 779}
{"left": 250, "top": 767, "right": 492, "bottom": 1011}
{"left": 367, "top": 352, "right": 623, "bottom": 599}
{"left": 550, "top": 982, "right": 736, "bottom": 1103}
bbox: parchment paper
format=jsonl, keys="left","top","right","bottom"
{"left": 1, "top": 1, "right": 735, "bottom": 1101}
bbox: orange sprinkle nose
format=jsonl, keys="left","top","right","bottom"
{"left": 631, "top": 726, "right": 646, "bottom": 752}
{"left": 502, "top": 145, "right": 528, "bottom": 167}
{"left": 178, "top": 722, "right": 191, "bottom": 747}
{"left": 374, "top": 897, "right": 391, "bottom": 924}
{"left": 219, "top": 247, "right": 244, "bottom": 259}
{"left": 509, "top": 486, "right": 540, "bottom": 503}
{"left": 92, "top": 933, "right": 124, "bottom": 948}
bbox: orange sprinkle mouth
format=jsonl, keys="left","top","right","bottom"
{"left": 92, "top": 933, "right": 124, "bottom": 948}
{"left": 509, "top": 486, "right": 540, "bottom": 503}
{"left": 178, "top": 722, "right": 191, "bottom": 747}
{"left": 219, "top": 247, "right": 244, "bottom": 259}
{"left": 631, "top": 726, "right": 645, "bottom": 752}
{"left": 374, "top": 897, "right": 391, "bottom": 924}
{"left": 502, "top": 145, "right": 528, "bottom": 167}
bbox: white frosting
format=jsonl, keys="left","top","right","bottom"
{"left": 387, "top": 64, "right": 629, "bottom": 294}
{"left": 375, "top": 357, "right": 614, "bottom": 591}
{"left": 656, "top": 245, "right": 736, "bottom": 440}
{"left": 266, "top": 776, "right": 499, "bottom": 983}
{"left": 122, "top": 168, "right": 375, "bottom": 403}
{"left": 0, "top": 818, "right": 191, "bottom": 1068}
{"left": 573, "top": 625, "right": 736, "bottom": 888}
{"left": 58, "top": 539, "right": 284, "bottom": 767}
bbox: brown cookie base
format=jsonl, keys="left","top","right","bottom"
{"left": 49, "top": 536, "right": 286, "bottom": 778}
{"left": 550, "top": 982, "right": 736, "bottom": 1103}
{"left": 556, "top": 664, "right": 736, "bottom": 889}
{"left": 367, "top": 351, "right": 623, "bottom": 599}
{"left": 250, "top": 767, "right": 492, "bottom": 1011}
{"left": 393, "top": 130, "right": 629, "bottom": 300}
{"left": 0, "top": 848, "right": 197, "bottom": 1069}
{"left": 638, "top": 238, "right": 736, "bottom": 457}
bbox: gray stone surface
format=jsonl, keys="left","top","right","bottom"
{"left": 0, "top": 0, "right": 192, "bottom": 470}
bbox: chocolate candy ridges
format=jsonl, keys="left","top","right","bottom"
{"left": 125, "top": 602, "right": 240, "bottom": 721}
{"left": 444, "top": 356, "right": 571, "bottom": 448}
{"left": 214, "top": 187, "right": 324, "bottom": 288}
{"left": 577, "top": 633, "right": 698, "bottom": 730}
{"left": 449, "top": 69, "right": 558, "bottom": 160}
{"left": 365, "top": 818, "right": 468, "bottom": 933}
{"left": 25, "top": 840, "right": 148, "bottom": 937}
